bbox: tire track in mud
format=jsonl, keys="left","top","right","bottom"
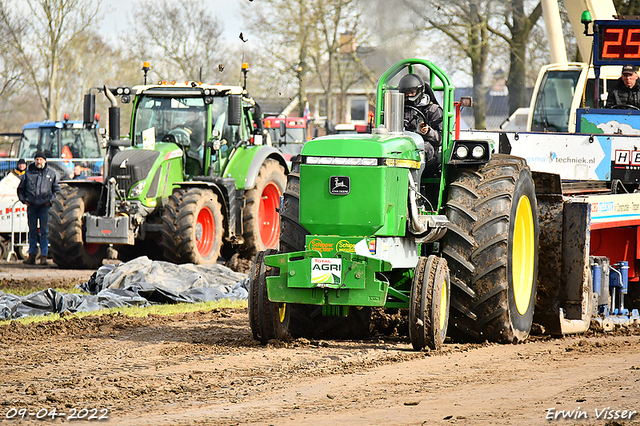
{"left": 1, "top": 308, "right": 639, "bottom": 425}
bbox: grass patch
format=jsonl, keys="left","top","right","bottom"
{"left": 0, "top": 299, "right": 248, "bottom": 326}
{"left": 2, "top": 286, "right": 85, "bottom": 296}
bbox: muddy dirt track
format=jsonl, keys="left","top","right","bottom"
{"left": 1, "top": 261, "right": 640, "bottom": 425}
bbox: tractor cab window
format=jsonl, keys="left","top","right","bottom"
{"left": 41, "top": 129, "right": 60, "bottom": 158}
{"left": 133, "top": 96, "right": 208, "bottom": 151}
{"left": 531, "top": 70, "right": 581, "bottom": 132}
{"left": 18, "top": 129, "right": 39, "bottom": 158}
{"left": 61, "top": 128, "right": 102, "bottom": 158}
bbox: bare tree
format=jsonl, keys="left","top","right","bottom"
{"left": 310, "top": 0, "right": 373, "bottom": 124}
{"left": 0, "top": 0, "right": 102, "bottom": 121}
{"left": 0, "top": 3, "right": 25, "bottom": 123}
{"left": 488, "top": 0, "right": 542, "bottom": 115}
{"left": 242, "top": 0, "right": 317, "bottom": 117}
{"left": 614, "top": 0, "right": 640, "bottom": 15}
{"left": 245, "top": 0, "right": 371, "bottom": 123}
{"left": 59, "top": 31, "right": 144, "bottom": 132}
{"left": 402, "top": 0, "right": 504, "bottom": 130}
{"left": 125, "top": 0, "right": 225, "bottom": 83}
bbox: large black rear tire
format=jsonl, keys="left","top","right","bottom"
{"left": 279, "top": 156, "right": 307, "bottom": 253}
{"left": 160, "top": 187, "right": 224, "bottom": 264}
{"left": 49, "top": 185, "right": 108, "bottom": 269}
{"left": 443, "top": 155, "right": 539, "bottom": 343}
{"left": 242, "top": 159, "right": 286, "bottom": 258}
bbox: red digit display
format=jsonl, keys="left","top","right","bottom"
{"left": 600, "top": 26, "right": 640, "bottom": 60}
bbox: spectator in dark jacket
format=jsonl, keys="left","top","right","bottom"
{"left": 17, "top": 151, "right": 61, "bottom": 265}
{"left": 607, "top": 65, "right": 640, "bottom": 109}
{"left": 72, "top": 164, "right": 87, "bottom": 180}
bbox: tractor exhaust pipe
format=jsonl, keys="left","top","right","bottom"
{"left": 384, "top": 90, "right": 404, "bottom": 134}
{"left": 103, "top": 86, "right": 122, "bottom": 181}
{"left": 104, "top": 86, "right": 120, "bottom": 141}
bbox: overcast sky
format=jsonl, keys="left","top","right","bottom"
{"left": 99, "top": 0, "right": 244, "bottom": 40}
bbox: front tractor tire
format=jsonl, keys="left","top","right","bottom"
{"left": 49, "top": 185, "right": 108, "bottom": 269}
{"left": 160, "top": 188, "right": 224, "bottom": 264}
{"left": 242, "top": 159, "right": 286, "bottom": 258}
{"left": 249, "top": 249, "right": 291, "bottom": 344}
{"left": 443, "top": 155, "right": 539, "bottom": 343}
{"left": 409, "top": 255, "right": 450, "bottom": 351}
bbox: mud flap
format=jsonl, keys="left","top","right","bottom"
{"left": 532, "top": 172, "right": 594, "bottom": 335}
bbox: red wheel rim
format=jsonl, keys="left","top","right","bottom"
{"left": 196, "top": 206, "right": 215, "bottom": 257}
{"left": 259, "top": 182, "right": 282, "bottom": 248}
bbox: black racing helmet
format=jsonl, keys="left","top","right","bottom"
{"left": 398, "top": 73, "right": 425, "bottom": 106}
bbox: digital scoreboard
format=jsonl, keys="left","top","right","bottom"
{"left": 594, "top": 20, "right": 640, "bottom": 66}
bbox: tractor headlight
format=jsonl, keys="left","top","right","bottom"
{"left": 130, "top": 181, "right": 146, "bottom": 197}
{"left": 455, "top": 146, "right": 469, "bottom": 159}
{"left": 472, "top": 145, "right": 485, "bottom": 159}
{"left": 448, "top": 140, "right": 491, "bottom": 165}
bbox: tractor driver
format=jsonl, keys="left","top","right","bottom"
{"left": 607, "top": 65, "right": 640, "bottom": 109}
{"left": 398, "top": 73, "right": 443, "bottom": 173}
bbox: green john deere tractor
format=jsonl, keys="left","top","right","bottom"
{"left": 49, "top": 64, "right": 288, "bottom": 269}
{"left": 249, "top": 59, "right": 540, "bottom": 350}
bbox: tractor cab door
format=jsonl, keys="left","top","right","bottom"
{"left": 208, "top": 97, "right": 241, "bottom": 176}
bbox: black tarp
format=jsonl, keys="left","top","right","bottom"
{"left": 0, "top": 257, "right": 248, "bottom": 320}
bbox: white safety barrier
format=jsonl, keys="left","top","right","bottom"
{"left": 6, "top": 199, "right": 28, "bottom": 261}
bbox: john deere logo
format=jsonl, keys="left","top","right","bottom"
{"left": 330, "top": 176, "right": 350, "bottom": 195}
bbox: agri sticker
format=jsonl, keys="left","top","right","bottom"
{"left": 311, "top": 258, "right": 342, "bottom": 285}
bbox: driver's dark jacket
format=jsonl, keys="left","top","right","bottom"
{"left": 17, "top": 162, "right": 61, "bottom": 207}
{"left": 404, "top": 98, "right": 443, "bottom": 148}
{"left": 606, "top": 78, "right": 640, "bottom": 109}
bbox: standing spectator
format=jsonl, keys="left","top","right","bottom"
{"left": 11, "top": 159, "right": 26, "bottom": 178}
{"left": 72, "top": 164, "right": 87, "bottom": 180}
{"left": 17, "top": 151, "right": 61, "bottom": 265}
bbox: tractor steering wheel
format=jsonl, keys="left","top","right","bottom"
{"left": 404, "top": 105, "right": 428, "bottom": 132}
{"left": 611, "top": 104, "right": 640, "bottom": 111}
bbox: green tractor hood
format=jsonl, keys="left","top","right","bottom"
{"left": 299, "top": 132, "right": 421, "bottom": 238}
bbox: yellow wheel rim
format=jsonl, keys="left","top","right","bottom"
{"left": 279, "top": 303, "right": 287, "bottom": 323}
{"left": 439, "top": 278, "right": 448, "bottom": 331}
{"left": 513, "top": 195, "right": 535, "bottom": 315}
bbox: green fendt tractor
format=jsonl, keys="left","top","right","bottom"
{"left": 249, "top": 59, "right": 539, "bottom": 350}
{"left": 49, "top": 64, "right": 287, "bottom": 269}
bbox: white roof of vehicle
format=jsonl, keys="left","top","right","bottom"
{"left": 132, "top": 82, "right": 247, "bottom": 96}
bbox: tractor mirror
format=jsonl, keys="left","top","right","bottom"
{"left": 228, "top": 95, "right": 242, "bottom": 126}
{"left": 279, "top": 119, "right": 286, "bottom": 138}
{"left": 460, "top": 96, "right": 473, "bottom": 107}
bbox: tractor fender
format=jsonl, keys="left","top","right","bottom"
{"left": 226, "top": 146, "right": 288, "bottom": 190}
